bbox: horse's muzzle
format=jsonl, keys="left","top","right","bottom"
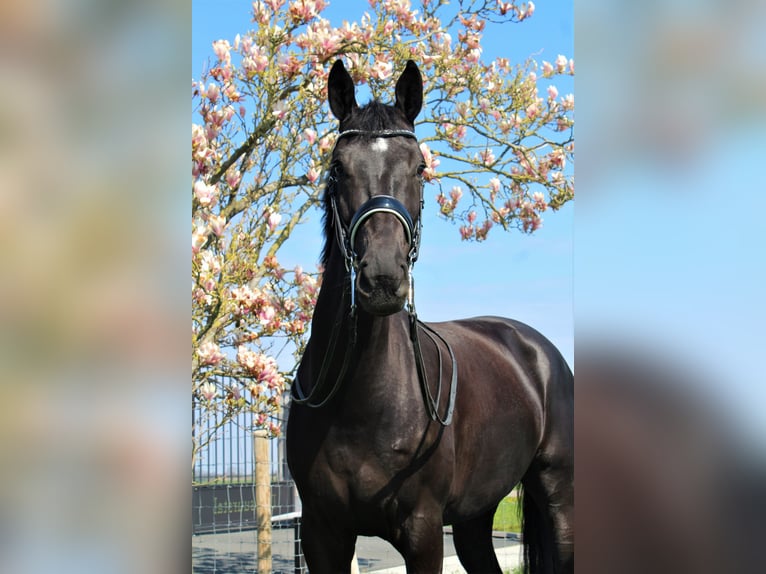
{"left": 356, "top": 264, "right": 409, "bottom": 316}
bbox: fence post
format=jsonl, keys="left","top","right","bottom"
{"left": 254, "top": 430, "right": 271, "bottom": 573}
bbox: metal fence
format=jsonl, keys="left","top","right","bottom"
{"left": 192, "top": 386, "right": 309, "bottom": 573}
{"left": 192, "top": 395, "right": 297, "bottom": 534}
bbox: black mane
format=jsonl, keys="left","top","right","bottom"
{"left": 319, "top": 101, "right": 412, "bottom": 267}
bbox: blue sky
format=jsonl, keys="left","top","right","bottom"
{"left": 192, "top": 1, "right": 574, "bottom": 368}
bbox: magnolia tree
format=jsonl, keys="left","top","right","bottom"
{"left": 192, "top": 0, "right": 573, "bottom": 460}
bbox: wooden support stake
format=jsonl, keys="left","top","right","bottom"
{"left": 254, "top": 430, "right": 272, "bottom": 573}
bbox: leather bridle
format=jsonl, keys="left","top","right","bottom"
{"left": 291, "top": 129, "right": 457, "bottom": 426}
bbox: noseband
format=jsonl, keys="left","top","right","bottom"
{"left": 328, "top": 131, "right": 422, "bottom": 264}
{"left": 292, "top": 129, "right": 457, "bottom": 426}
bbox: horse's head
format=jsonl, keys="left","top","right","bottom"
{"left": 325, "top": 60, "right": 425, "bottom": 316}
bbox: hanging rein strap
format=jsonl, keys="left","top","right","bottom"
{"left": 291, "top": 284, "right": 357, "bottom": 408}
{"left": 410, "top": 315, "right": 458, "bottom": 426}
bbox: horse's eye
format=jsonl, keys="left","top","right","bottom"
{"left": 330, "top": 161, "right": 344, "bottom": 178}
{"left": 417, "top": 163, "right": 426, "bottom": 176}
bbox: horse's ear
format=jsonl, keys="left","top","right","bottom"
{"left": 328, "top": 60, "right": 358, "bottom": 122}
{"left": 394, "top": 60, "right": 423, "bottom": 124}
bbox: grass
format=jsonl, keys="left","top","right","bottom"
{"left": 492, "top": 494, "right": 522, "bottom": 533}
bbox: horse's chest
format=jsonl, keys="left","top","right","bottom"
{"left": 318, "top": 426, "right": 429, "bottom": 501}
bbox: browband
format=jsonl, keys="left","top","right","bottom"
{"left": 336, "top": 129, "right": 418, "bottom": 142}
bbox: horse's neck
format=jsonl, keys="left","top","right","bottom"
{"left": 303, "top": 259, "right": 412, "bottom": 394}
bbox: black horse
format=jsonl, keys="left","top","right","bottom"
{"left": 286, "top": 60, "right": 573, "bottom": 573}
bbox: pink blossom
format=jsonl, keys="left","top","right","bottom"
{"left": 193, "top": 287, "right": 213, "bottom": 306}
{"left": 289, "top": 319, "right": 306, "bottom": 335}
{"left": 258, "top": 305, "right": 277, "bottom": 326}
{"left": 277, "top": 53, "right": 302, "bottom": 78}
{"left": 252, "top": 1, "right": 269, "bottom": 23}
{"left": 202, "top": 277, "right": 216, "bottom": 292}
{"left": 419, "top": 143, "right": 440, "bottom": 181}
{"left": 242, "top": 45, "right": 269, "bottom": 77}
{"left": 467, "top": 211, "right": 477, "bottom": 224}
{"left": 523, "top": 216, "right": 542, "bottom": 233}
{"left": 449, "top": 186, "right": 463, "bottom": 203}
{"left": 288, "top": 0, "right": 319, "bottom": 23}
{"left": 208, "top": 214, "right": 227, "bottom": 237}
{"left": 206, "top": 83, "right": 220, "bottom": 104}
{"left": 525, "top": 102, "right": 539, "bottom": 119}
{"left": 272, "top": 100, "right": 288, "bottom": 120}
{"left": 199, "top": 381, "right": 218, "bottom": 401}
{"left": 459, "top": 225, "right": 474, "bottom": 240}
{"left": 237, "top": 345, "right": 259, "bottom": 371}
{"left": 561, "top": 93, "right": 574, "bottom": 111}
{"left": 237, "top": 347, "right": 284, "bottom": 389}
{"left": 199, "top": 250, "right": 222, "bottom": 275}
{"left": 370, "top": 60, "right": 393, "bottom": 81}
{"left": 496, "top": 1, "right": 514, "bottom": 16}
{"left": 303, "top": 128, "right": 317, "bottom": 145}
{"left": 267, "top": 211, "right": 282, "bottom": 232}
{"left": 555, "top": 54, "right": 568, "bottom": 74}
{"left": 194, "top": 181, "right": 219, "bottom": 207}
{"left": 224, "top": 83, "right": 240, "bottom": 101}
{"left": 212, "top": 40, "right": 231, "bottom": 64}
{"left": 480, "top": 148, "right": 496, "bottom": 166}
{"left": 489, "top": 177, "right": 501, "bottom": 193}
{"left": 542, "top": 60, "right": 554, "bottom": 77}
{"left": 225, "top": 169, "right": 242, "bottom": 189}
{"left": 549, "top": 148, "right": 566, "bottom": 170}
{"left": 466, "top": 48, "right": 482, "bottom": 64}
{"left": 569, "top": 58, "right": 575, "bottom": 74}
{"left": 475, "top": 220, "right": 493, "bottom": 241}
{"left": 197, "top": 341, "right": 224, "bottom": 366}
{"left": 547, "top": 85, "right": 559, "bottom": 100}
{"left": 227, "top": 385, "right": 241, "bottom": 401}
{"left": 519, "top": 1, "right": 535, "bottom": 20}
{"left": 307, "top": 166, "right": 320, "bottom": 184}
{"left": 192, "top": 225, "right": 208, "bottom": 254}
{"left": 319, "top": 134, "right": 336, "bottom": 155}
{"left": 533, "top": 191, "right": 548, "bottom": 211}
{"left": 231, "top": 285, "right": 257, "bottom": 313}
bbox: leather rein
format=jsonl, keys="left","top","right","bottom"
{"left": 291, "top": 129, "right": 458, "bottom": 426}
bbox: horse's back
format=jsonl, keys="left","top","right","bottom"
{"left": 426, "top": 315, "right": 572, "bottom": 412}
{"left": 427, "top": 316, "right": 573, "bottom": 521}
